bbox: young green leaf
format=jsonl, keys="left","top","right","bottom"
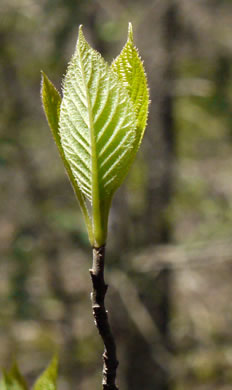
{"left": 59, "top": 26, "right": 137, "bottom": 246}
{"left": 33, "top": 357, "right": 58, "bottom": 390}
{"left": 111, "top": 23, "right": 149, "bottom": 148}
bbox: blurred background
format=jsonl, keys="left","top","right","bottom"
{"left": 1, "top": 0, "right": 232, "bottom": 389}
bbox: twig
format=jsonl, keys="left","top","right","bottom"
{"left": 129, "top": 239, "right": 232, "bottom": 273}
{"left": 89, "top": 246, "right": 119, "bottom": 390}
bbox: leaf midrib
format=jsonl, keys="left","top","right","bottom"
{"left": 78, "top": 42, "right": 101, "bottom": 241}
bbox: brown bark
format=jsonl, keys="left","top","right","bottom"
{"left": 90, "top": 246, "right": 119, "bottom": 390}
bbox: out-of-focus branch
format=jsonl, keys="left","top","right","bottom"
{"left": 129, "top": 240, "right": 232, "bottom": 272}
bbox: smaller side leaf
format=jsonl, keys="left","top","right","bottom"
{"left": 41, "top": 72, "right": 73, "bottom": 171}
{"left": 41, "top": 72, "right": 93, "bottom": 244}
{"left": 40, "top": 71, "right": 61, "bottom": 146}
{"left": 111, "top": 23, "right": 149, "bottom": 147}
{"left": 33, "top": 357, "right": 58, "bottom": 390}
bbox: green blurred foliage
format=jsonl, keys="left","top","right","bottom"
{"left": 0, "top": 358, "right": 57, "bottom": 390}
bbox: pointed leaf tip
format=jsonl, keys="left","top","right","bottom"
{"left": 76, "top": 25, "right": 89, "bottom": 52}
{"left": 128, "top": 22, "right": 133, "bottom": 42}
{"left": 78, "top": 25, "right": 85, "bottom": 43}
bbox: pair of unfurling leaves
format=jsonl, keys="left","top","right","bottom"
{"left": 0, "top": 357, "right": 57, "bottom": 390}
{"left": 41, "top": 23, "right": 149, "bottom": 248}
